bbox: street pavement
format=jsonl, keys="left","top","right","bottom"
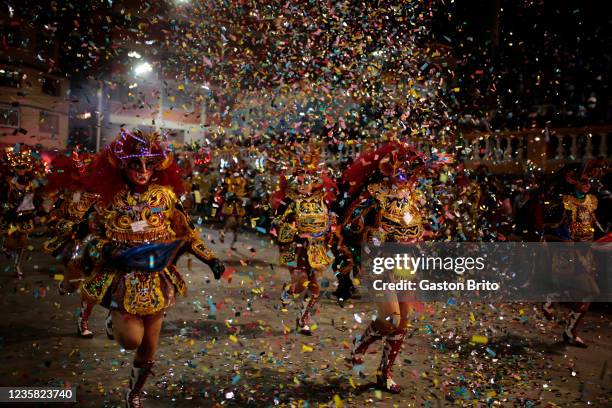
{"left": 0, "top": 228, "right": 611, "bottom": 407}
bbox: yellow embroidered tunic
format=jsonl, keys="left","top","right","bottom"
{"left": 277, "top": 190, "right": 334, "bottom": 270}
{"left": 221, "top": 176, "right": 247, "bottom": 217}
{"left": 335, "top": 182, "right": 426, "bottom": 279}
{"left": 562, "top": 194, "right": 598, "bottom": 242}
{"left": 82, "top": 184, "right": 217, "bottom": 315}
{"left": 365, "top": 183, "right": 425, "bottom": 243}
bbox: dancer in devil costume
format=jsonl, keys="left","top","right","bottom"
{"left": 542, "top": 160, "right": 608, "bottom": 348}
{"left": 273, "top": 148, "right": 337, "bottom": 335}
{"left": 338, "top": 140, "right": 449, "bottom": 393}
{"left": 76, "top": 129, "right": 224, "bottom": 407}
{"left": 43, "top": 150, "right": 102, "bottom": 339}
{"left": 1, "top": 145, "right": 43, "bottom": 279}
{"left": 217, "top": 160, "right": 248, "bottom": 249}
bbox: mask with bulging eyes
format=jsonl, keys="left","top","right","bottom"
{"left": 125, "top": 157, "right": 158, "bottom": 186}
{"left": 295, "top": 174, "right": 318, "bottom": 195}
{"left": 566, "top": 171, "right": 595, "bottom": 195}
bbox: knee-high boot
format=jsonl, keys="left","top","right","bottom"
{"left": 377, "top": 328, "right": 406, "bottom": 394}
{"left": 350, "top": 322, "right": 383, "bottom": 365}
{"left": 563, "top": 303, "right": 589, "bottom": 348}
{"left": 296, "top": 290, "right": 319, "bottom": 336}
{"left": 77, "top": 301, "right": 94, "bottom": 339}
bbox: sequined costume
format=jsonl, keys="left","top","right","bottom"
{"left": 42, "top": 151, "right": 101, "bottom": 338}
{"left": 221, "top": 175, "right": 248, "bottom": 218}
{"left": 562, "top": 194, "right": 599, "bottom": 242}
{"left": 191, "top": 166, "right": 217, "bottom": 220}
{"left": 43, "top": 153, "right": 90, "bottom": 253}
{"left": 80, "top": 183, "right": 219, "bottom": 315}
{"left": 542, "top": 160, "right": 607, "bottom": 348}
{"left": 217, "top": 163, "right": 249, "bottom": 248}
{"left": 1, "top": 146, "right": 44, "bottom": 279}
{"left": 337, "top": 140, "right": 448, "bottom": 393}
{"left": 44, "top": 190, "right": 99, "bottom": 280}
{"left": 278, "top": 189, "right": 334, "bottom": 268}
{"left": 273, "top": 145, "right": 337, "bottom": 335}
{"left": 333, "top": 143, "right": 429, "bottom": 302}
{"left": 78, "top": 129, "right": 224, "bottom": 408}
{"left": 360, "top": 182, "right": 424, "bottom": 243}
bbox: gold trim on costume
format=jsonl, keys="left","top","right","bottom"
{"left": 295, "top": 192, "right": 329, "bottom": 235}
{"left": 191, "top": 240, "right": 216, "bottom": 261}
{"left": 103, "top": 184, "right": 177, "bottom": 244}
{"left": 164, "top": 266, "right": 187, "bottom": 297}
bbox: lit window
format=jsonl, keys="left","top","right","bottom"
{"left": 39, "top": 111, "right": 59, "bottom": 134}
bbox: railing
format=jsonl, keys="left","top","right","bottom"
{"left": 202, "top": 126, "right": 611, "bottom": 175}
{"left": 460, "top": 125, "right": 612, "bottom": 172}
{"left": 320, "top": 126, "right": 611, "bottom": 174}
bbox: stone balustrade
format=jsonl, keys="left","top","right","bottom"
{"left": 320, "top": 126, "right": 611, "bottom": 174}
{"left": 459, "top": 125, "right": 611, "bottom": 172}
{"left": 203, "top": 126, "right": 611, "bottom": 175}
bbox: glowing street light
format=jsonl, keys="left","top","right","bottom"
{"left": 134, "top": 62, "right": 153, "bottom": 76}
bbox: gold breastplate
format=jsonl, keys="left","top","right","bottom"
{"left": 295, "top": 193, "right": 329, "bottom": 235}
{"left": 227, "top": 178, "right": 247, "bottom": 197}
{"left": 563, "top": 194, "right": 597, "bottom": 241}
{"left": 369, "top": 183, "right": 423, "bottom": 241}
{"left": 104, "top": 185, "right": 177, "bottom": 244}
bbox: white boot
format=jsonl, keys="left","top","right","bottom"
{"left": 126, "top": 361, "right": 154, "bottom": 408}
{"left": 563, "top": 311, "right": 587, "bottom": 348}
{"left": 105, "top": 312, "right": 114, "bottom": 340}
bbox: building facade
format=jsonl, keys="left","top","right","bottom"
{"left": 0, "top": 11, "right": 70, "bottom": 150}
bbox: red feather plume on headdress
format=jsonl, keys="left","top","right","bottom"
{"left": 342, "top": 141, "right": 426, "bottom": 196}
{"left": 45, "top": 152, "right": 86, "bottom": 193}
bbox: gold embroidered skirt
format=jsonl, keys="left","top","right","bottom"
{"left": 221, "top": 200, "right": 246, "bottom": 217}
{"left": 81, "top": 265, "right": 187, "bottom": 316}
{"left": 279, "top": 238, "right": 334, "bottom": 271}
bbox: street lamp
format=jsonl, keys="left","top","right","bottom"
{"left": 134, "top": 62, "right": 153, "bottom": 76}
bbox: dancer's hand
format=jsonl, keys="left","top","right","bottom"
{"left": 207, "top": 258, "right": 225, "bottom": 280}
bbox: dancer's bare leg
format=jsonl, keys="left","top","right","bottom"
{"left": 135, "top": 312, "right": 164, "bottom": 363}
{"left": 112, "top": 310, "right": 164, "bottom": 407}
{"left": 112, "top": 311, "right": 144, "bottom": 350}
